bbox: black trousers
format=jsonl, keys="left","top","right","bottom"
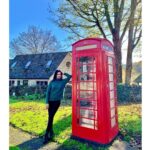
{"left": 45, "top": 100, "right": 61, "bottom": 135}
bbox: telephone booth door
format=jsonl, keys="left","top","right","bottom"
{"left": 72, "top": 52, "right": 101, "bottom": 142}
{"left": 77, "top": 55, "right": 98, "bottom": 129}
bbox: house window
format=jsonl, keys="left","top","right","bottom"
{"left": 11, "top": 62, "right": 17, "bottom": 68}
{"left": 23, "top": 80, "right": 28, "bottom": 86}
{"left": 17, "top": 80, "right": 20, "bottom": 86}
{"left": 37, "top": 81, "right": 40, "bottom": 85}
{"left": 25, "top": 61, "right": 31, "bottom": 69}
{"left": 66, "top": 61, "right": 71, "bottom": 68}
{"left": 9, "top": 80, "right": 15, "bottom": 86}
{"left": 46, "top": 60, "right": 52, "bottom": 68}
{"left": 44, "top": 81, "right": 48, "bottom": 86}
{"left": 36, "top": 81, "right": 48, "bottom": 86}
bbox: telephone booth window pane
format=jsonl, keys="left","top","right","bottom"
{"left": 93, "top": 58, "right": 96, "bottom": 64}
{"left": 80, "top": 118, "right": 94, "bottom": 129}
{"left": 80, "top": 100, "right": 92, "bottom": 107}
{"left": 80, "top": 100, "right": 97, "bottom": 110}
{"left": 78, "top": 73, "right": 96, "bottom": 81}
{"left": 86, "top": 65, "right": 96, "bottom": 72}
{"left": 80, "top": 109, "right": 97, "bottom": 119}
{"left": 108, "top": 65, "right": 113, "bottom": 73}
{"left": 79, "top": 57, "right": 95, "bottom": 64}
{"left": 79, "top": 82, "right": 93, "bottom": 90}
{"left": 110, "top": 100, "right": 115, "bottom": 108}
{"left": 110, "top": 91, "right": 114, "bottom": 99}
{"left": 111, "top": 108, "right": 115, "bottom": 118}
{"left": 82, "top": 65, "right": 88, "bottom": 73}
{"left": 108, "top": 57, "right": 113, "bottom": 64}
{"left": 109, "top": 74, "right": 114, "bottom": 81}
{"left": 80, "top": 91, "right": 96, "bottom": 99}
{"left": 80, "top": 65, "right": 96, "bottom": 73}
{"left": 78, "top": 74, "right": 87, "bottom": 81}
{"left": 91, "top": 65, "right": 96, "bottom": 72}
{"left": 77, "top": 82, "right": 79, "bottom": 90}
{"left": 94, "top": 82, "right": 97, "bottom": 90}
{"left": 88, "top": 74, "right": 96, "bottom": 81}
{"left": 111, "top": 117, "right": 116, "bottom": 128}
{"left": 109, "top": 82, "right": 114, "bottom": 90}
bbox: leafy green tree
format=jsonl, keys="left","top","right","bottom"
{"left": 49, "top": 0, "right": 141, "bottom": 83}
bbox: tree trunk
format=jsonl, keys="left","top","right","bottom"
{"left": 113, "top": 31, "right": 122, "bottom": 83}
{"left": 125, "top": 47, "right": 133, "bottom": 84}
{"left": 125, "top": 0, "right": 137, "bottom": 85}
{"left": 125, "top": 25, "right": 134, "bottom": 85}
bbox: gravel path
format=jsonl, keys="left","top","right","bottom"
{"left": 10, "top": 125, "right": 141, "bottom": 150}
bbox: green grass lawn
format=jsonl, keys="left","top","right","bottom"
{"left": 9, "top": 145, "right": 20, "bottom": 150}
{"left": 9, "top": 98, "right": 141, "bottom": 150}
{"left": 118, "top": 104, "right": 141, "bottom": 142}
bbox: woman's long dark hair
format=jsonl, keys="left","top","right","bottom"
{"left": 52, "top": 70, "right": 63, "bottom": 81}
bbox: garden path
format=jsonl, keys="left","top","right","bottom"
{"left": 10, "top": 125, "right": 140, "bottom": 150}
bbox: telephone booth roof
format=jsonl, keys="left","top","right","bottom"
{"left": 72, "top": 37, "right": 111, "bottom": 45}
{"left": 72, "top": 38, "right": 113, "bottom": 46}
{"left": 72, "top": 38, "right": 114, "bottom": 55}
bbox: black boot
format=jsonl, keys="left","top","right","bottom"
{"left": 50, "top": 129, "right": 54, "bottom": 136}
{"left": 43, "top": 133, "right": 50, "bottom": 144}
{"left": 50, "top": 129, "right": 54, "bottom": 139}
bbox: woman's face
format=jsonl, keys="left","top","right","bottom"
{"left": 56, "top": 72, "right": 62, "bottom": 79}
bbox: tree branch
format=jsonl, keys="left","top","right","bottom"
{"left": 90, "top": 0, "right": 107, "bottom": 38}
{"left": 68, "top": 27, "right": 85, "bottom": 39}
{"left": 120, "top": 0, "right": 139, "bottom": 41}
{"left": 118, "top": 0, "right": 125, "bottom": 25}
{"left": 103, "top": 0, "right": 114, "bottom": 34}
{"left": 67, "top": 0, "right": 95, "bottom": 23}
{"left": 133, "top": 30, "right": 142, "bottom": 50}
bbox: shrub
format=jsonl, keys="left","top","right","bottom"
{"left": 9, "top": 85, "right": 47, "bottom": 97}
{"left": 9, "top": 84, "right": 72, "bottom": 100}
{"left": 117, "top": 84, "right": 141, "bottom": 104}
{"left": 9, "top": 84, "right": 141, "bottom": 104}
{"left": 64, "top": 84, "right": 72, "bottom": 99}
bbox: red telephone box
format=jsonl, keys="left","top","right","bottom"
{"left": 72, "top": 38, "right": 119, "bottom": 144}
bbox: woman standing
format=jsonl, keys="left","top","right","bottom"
{"left": 43, "top": 70, "right": 72, "bottom": 144}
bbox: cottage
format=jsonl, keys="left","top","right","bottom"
{"left": 9, "top": 51, "right": 72, "bottom": 87}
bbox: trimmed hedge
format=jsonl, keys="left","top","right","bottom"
{"left": 9, "top": 84, "right": 141, "bottom": 103}
{"left": 9, "top": 85, "right": 47, "bottom": 100}
{"left": 117, "top": 84, "right": 141, "bottom": 103}
{"left": 9, "top": 84, "right": 72, "bottom": 100}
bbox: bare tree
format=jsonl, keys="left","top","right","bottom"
{"left": 48, "top": 0, "right": 141, "bottom": 83}
{"left": 10, "top": 26, "right": 61, "bottom": 56}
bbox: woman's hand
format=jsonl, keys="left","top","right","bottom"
{"left": 46, "top": 104, "right": 49, "bottom": 110}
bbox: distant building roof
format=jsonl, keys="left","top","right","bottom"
{"left": 134, "top": 74, "right": 142, "bottom": 83}
{"left": 9, "top": 52, "right": 70, "bottom": 79}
